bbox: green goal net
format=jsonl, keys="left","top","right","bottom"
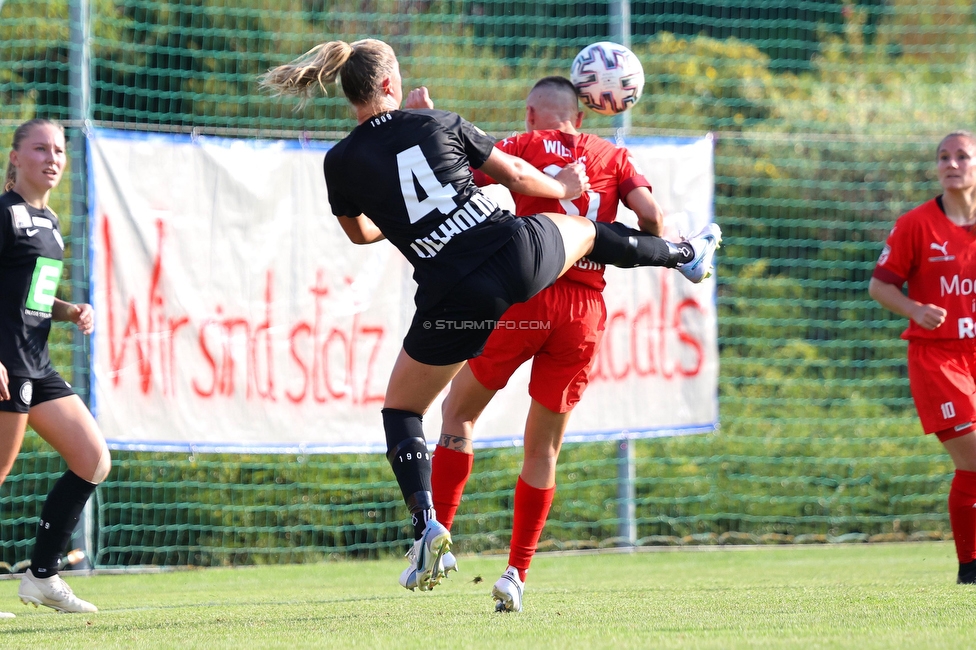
{"left": 1, "top": 0, "right": 974, "bottom": 567}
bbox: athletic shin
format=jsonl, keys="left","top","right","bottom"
{"left": 588, "top": 221, "right": 683, "bottom": 268}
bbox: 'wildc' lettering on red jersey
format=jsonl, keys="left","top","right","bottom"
{"left": 543, "top": 139, "right": 573, "bottom": 158}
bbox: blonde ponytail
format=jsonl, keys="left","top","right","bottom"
{"left": 261, "top": 38, "right": 396, "bottom": 107}
{"left": 260, "top": 41, "right": 352, "bottom": 101}
{"left": 3, "top": 161, "right": 14, "bottom": 192}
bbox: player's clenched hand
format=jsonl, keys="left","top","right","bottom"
{"left": 912, "top": 303, "right": 947, "bottom": 330}
{"left": 554, "top": 162, "right": 589, "bottom": 200}
{"left": 404, "top": 87, "right": 434, "bottom": 110}
{"left": 70, "top": 303, "right": 95, "bottom": 335}
{"left": 0, "top": 360, "right": 9, "bottom": 401}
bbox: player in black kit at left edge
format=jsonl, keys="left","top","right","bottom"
{"left": 1, "top": 119, "right": 110, "bottom": 615}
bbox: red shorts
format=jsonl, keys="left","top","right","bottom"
{"left": 467, "top": 279, "right": 606, "bottom": 413}
{"left": 907, "top": 339, "right": 976, "bottom": 436}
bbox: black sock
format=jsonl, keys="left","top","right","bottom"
{"left": 674, "top": 242, "right": 695, "bottom": 265}
{"left": 30, "top": 470, "right": 97, "bottom": 577}
{"left": 959, "top": 560, "right": 976, "bottom": 584}
{"left": 588, "top": 221, "right": 685, "bottom": 268}
{"left": 382, "top": 408, "right": 434, "bottom": 540}
{"left": 412, "top": 508, "right": 436, "bottom": 540}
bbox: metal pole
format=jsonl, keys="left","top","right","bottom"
{"left": 616, "top": 438, "right": 636, "bottom": 545}
{"left": 69, "top": 0, "right": 90, "bottom": 395}
{"left": 610, "top": 1, "right": 636, "bottom": 544}
{"left": 609, "top": 0, "right": 632, "bottom": 138}
{"left": 68, "top": 0, "right": 94, "bottom": 571}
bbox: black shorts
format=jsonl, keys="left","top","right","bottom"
{"left": 404, "top": 214, "right": 566, "bottom": 366}
{"left": 0, "top": 368, "right": 76, "bottom": 414}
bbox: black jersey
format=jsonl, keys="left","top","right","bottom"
{"left": 324, "top": 109, "right": 522, "bottom": 310}
{"left": 0, "top": 191, "right": 65, "bottom": 377}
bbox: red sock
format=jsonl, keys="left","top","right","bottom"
{"left": 508, "top": 476, "right": 555, "bottom": 582}
{"left": 949, "top": 469, "right": 976, "bottom": 564}
{"left": 431, "top": 446, "right": 473, "bottom": 531}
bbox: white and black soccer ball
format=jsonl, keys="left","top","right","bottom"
{"left": 570, "top": 41, "right": 645, "bottom": 116}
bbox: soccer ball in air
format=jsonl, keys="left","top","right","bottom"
{"left": 570, "top": 42, "right": 645, "bottom": 116}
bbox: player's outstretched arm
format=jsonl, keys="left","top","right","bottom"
{"left": 479, "top": 148, "right": 588, "bottom": 200}
{"left": 337, "top": 214, "right": 386, "bottom": 245}
{"left": 625, "top": 187, "right": 665, "bottom": 236}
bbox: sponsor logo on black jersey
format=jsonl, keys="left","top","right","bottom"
{"left": 25, "top": 256, "right": 63, "bottom": 314}
{"left": 10, "top": 204, "right": 32, "bottom": 229}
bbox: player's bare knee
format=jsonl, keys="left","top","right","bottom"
{"left": 84, "top": 445, "right": 112, "bottom": 484}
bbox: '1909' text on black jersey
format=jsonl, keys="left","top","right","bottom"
{"left": 324, "top": 109, "right": 522, "bottom": 310}
{"left": 0, "top": 190, "right": 66, "bottom": 377}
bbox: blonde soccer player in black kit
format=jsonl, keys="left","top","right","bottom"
{"left": 1, "top": 119, "right": 111, "bottom": 615}
{"left": 262, "top": 38, "right": 720, "bottom": 592}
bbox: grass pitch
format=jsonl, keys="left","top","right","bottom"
{"left": 0, "top": 542, "right": 971, "bottom": 649}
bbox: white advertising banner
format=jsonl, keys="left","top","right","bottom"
{"left": 89, "top": 129, "right": 717, "bottom": 453}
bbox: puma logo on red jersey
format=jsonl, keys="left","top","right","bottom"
{"left": 929, "top": 240, "right": 954, "bottom": 261}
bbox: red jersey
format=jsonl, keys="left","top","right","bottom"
{"left": 873, "top": 197, "right": 976, "bottom": 341}
{"left": 474, "top": 130, "right": 650, "bottom": 291}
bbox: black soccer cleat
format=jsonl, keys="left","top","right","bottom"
{"left": 957, "top": 560, "right": 976, "bottom": 584}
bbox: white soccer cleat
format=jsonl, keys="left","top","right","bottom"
{"left": 0, "top": 612, "right": 14, "bottom": 619}
{"left": 491, "top": 566, "right": 524, "bottom": 613}
{"left": 677, "top": 222, "right": 722, "bottom": 283}
{"left": 18, "top": 569, "right": 98, "bottom": 614}
{"left": 398, "top": 520, "right": 452, "bottom": 592}
{"left": 400, "top": 551, "right": 458, "bottom": 591}
{"left": 442, "top": 550, "right": 458, "bottom": 578}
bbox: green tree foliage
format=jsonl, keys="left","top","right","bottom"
{"left": 631, "top": 33, "right": 794, "bottom": 133}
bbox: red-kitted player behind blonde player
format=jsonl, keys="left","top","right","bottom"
{"left": 419, "top": 76, "right": 721, "bottom": 611}
{"left": 1, "top": 119, "right": 109, "bottom": 615}
{"left": 869, "top": 130, "right": 976, "bottom": 585}
{"left": 264, "top": 40, "right": 716, "bottom": 595}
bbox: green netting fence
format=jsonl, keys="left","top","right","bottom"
{"left": 1, "top": 0, "right": 974, "bottom": 568}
